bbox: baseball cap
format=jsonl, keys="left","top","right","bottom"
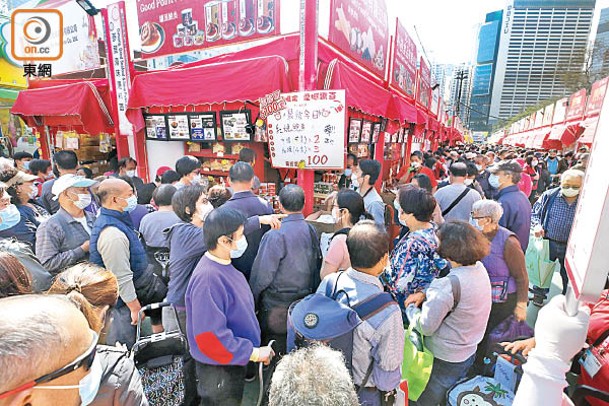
{"left": 4, "top": 171, "right": 38, "bottom": 187}
{"left": 52, "top": 175, "right": 97, "bottom": 200}
{"left": 487, "top": 160, "right": 523, "bottom": 174}
{"left": 156, "top": 166, "right": 172, "bottom": 178}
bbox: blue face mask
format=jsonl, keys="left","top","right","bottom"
{"left": 35, "top": 355, "right": 103, "bottom": 405}
{"left": 344, "top": 168, "right": 352, "bottom": 177}
{"left": 121, "top": 195, "right": 138, "bottom": 213}
{"left": 22, "top": 161, "right": 30, "bottom": 171}
{"left": 0, "top": 204, "right": 21, "bottom": 231}
{"left": 230, "top": 235, "right": 248, "bottom": 258}
{"left": 488, "top": 174, "right": 501, "bottom": 189}
{"left": 469, "top": 217, "right": 483, "bottom": 231}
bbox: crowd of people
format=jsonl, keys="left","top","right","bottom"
{"left": 0, "top": 143, "right": 601, "bottom": 406}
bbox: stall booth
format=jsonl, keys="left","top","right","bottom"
{"left": 11, "top": 79, "right": 118, "bottom": 176}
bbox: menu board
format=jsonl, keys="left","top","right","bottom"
{"left": 360, "top": 121, "right": 372, "bottom": 143}
{"left": 144, "top": 114, "right": 168, "bottom": 140}
{"left": 136, "top": 0, "right": 281, "bottom": 59}
{"left": 167, "top": 114, "right": 190, "bottom": 140}
{"left": 348, "top": 118, "right": 362, "bottom": 143}
{"left": 392, "top": 19, "right": 417, "bottom": 98}
{"left": 189, "top": 113, "right": 217, "bottom": 141}
{"left": 267, "top": 90, "right": 346, "bottom": 169}
{"left": 372, "top": 123, "right": 381, "bottom": 143}
{"left": 329, "top": 0, "right": 389, "bottom": 76}
{"left": 220, "top": 110, "right": 251, "bottom": 141}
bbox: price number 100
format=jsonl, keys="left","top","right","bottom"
{"left": 307, "top": 155, "right": 329, "bottom": 166}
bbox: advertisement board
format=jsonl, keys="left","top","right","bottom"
{"left": 391, "top": 19, "right": 417, "bottom": 98}
{"left": 553, "top": 97, "right": 568, "bottom": 124}
{"left": 136, "top": 0, "right": 280, "bottom": 59}
{"left": 542, "top": 104, "right": 554, "bottom": 127}
{"left": 585, "top": 77, "right": 609, "bottom": 117}
{"left": 566, "top": 89, "right": 587, "bottom": 121}
{"left": 417, "top": 57, "right": 431, "bottom": 109}
{"left": 329, "top": 0, "right": 389, "bottom": 77}
{"left": 534, "top": 108, "right": 544, "bottom": 128}
{"left": 267, "top": 90, "right": 346, "bottom": 169}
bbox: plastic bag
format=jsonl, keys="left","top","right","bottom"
{"left": 525, "top": 234, "right": 560, "bottom": 289}
{"left": 488, "top": 315, "right": 534, "bottom": 350}
{"left": 402, "top": 323, "right": 433, "bottom": 401}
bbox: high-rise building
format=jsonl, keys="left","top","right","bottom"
{"left": 448, "top": 64, "right": 474, "bottom": 126}
{"left": 591, "top": 7, "right": 609, "bottom": 77}
{"left": 432, "top": 64, "right": 455, "bottom": 102}
{"left": 470, "top": 10, "right": 503, "bottom": 132}
{"left": 489, "top": 0, "right": 596, "bottom": 126}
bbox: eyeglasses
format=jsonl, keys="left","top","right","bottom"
{"left": 0, "top": 331, "right": 98, "bottom": 399}
{"left": 470, "top": 213, "right": 489, "bottom": 220}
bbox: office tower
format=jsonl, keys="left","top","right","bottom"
{"left": 591, "top": 7, "right": 609, "bottom": 78}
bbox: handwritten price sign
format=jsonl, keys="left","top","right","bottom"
{"left": 267, "top": 90, "right": 346, "bottom": 169}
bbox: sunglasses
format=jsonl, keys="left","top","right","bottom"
{"left": 0, "top": 331, "right": 98, "bottom": 399}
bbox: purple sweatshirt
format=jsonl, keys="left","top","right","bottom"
{"left": 185, "top": 253, "right": 261, "bottom": 366}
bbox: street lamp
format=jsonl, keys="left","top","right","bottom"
{"left": 75, "top": 0, "right": 99, "bottom": 16}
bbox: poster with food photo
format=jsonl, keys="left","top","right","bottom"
{"left": 220, "top": 110, "right": 251, "bottom": 141}
{"left": 189, "top": 113, "right": 217, "bottom": 141}
{"left": 360, "top": 121, "right": 372, "bottom": 143}
{"left": 144, "top": 115, "right": 168, "bottom": 140}
{"left": 167, "top": 114, "right": 190, "bottom": 140}
{"left": 371, "top": 123, "right": 381, "bottom": 143}
{"left": 348, "top": 118, "right": 362, "bottom": 143}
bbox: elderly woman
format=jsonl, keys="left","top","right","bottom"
{"left": 471, "top": 199, "right": 529, "bottom": 369}
{"left": 408, "top": 221, "right": 492, "bottom": 405}
{"left": 382, "top": 186, "right": 448, "bottom": 318}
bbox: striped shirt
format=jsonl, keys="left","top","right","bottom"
{"left": 531, "top": 188, "right": 577, "bottom": 243}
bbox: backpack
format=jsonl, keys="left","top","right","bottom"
{"left": 287, "top": 272, "right": 395, "bottom": 382}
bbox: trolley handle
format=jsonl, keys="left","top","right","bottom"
{"left": 135, "top": 301, "right": 181, "bottom": 342}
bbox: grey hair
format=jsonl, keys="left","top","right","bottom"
{"left": 561, "top": 169, "right": 585, "bottom": 182}
{"left": 472, "top": 199, "right": 504, "bottom": 223}
{"left": 0, "top": 295, "right": 74, "bottom": 392}
{"left": 269, "top": 345, "right": 359, "bottom": 406}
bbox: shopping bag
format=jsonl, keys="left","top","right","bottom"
{"left": 488, "top": 315, "right": 534, "bottom": 351}
{"left": 446, "top": 376, "right": 515, "bottom": 406}
{"left": 525, "top": 235, "right": 560, "bottom": 289}
{"left": 402, "top": 323, "right": 433, "bottom": 401}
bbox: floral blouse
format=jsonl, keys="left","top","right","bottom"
{"left": 381, "top": 227, "right": 448, "bottom": 309}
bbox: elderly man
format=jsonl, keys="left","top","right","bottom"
{"left": 489, "top": 160, "right": 532, "bottom": 251}
{"left": 434, "top": 162, "right": 482, "bottom": 222}
{"left": 269, "top": 346, "right": 360, "bottom": 406}
{"left": 531, "top": 169, "right": 584, "bottom": 296}
{"left": 35, "top": 175, "right": 96, "bottom": 274}
{"left": 90, "top": 178, "right": 167, "bottom": 347}
{"left": 0, "top": 295, "right": 97, "bottom": 406}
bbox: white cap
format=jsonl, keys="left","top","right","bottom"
{"left": 52, "top": 175, "right": 97, "bottom": 200}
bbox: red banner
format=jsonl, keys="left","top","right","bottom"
{"left": 417, "top": 57, "right": 431, "bottom": 109}
{"left": 136, "top": 0, "right": 280, "bottom": 59}
{"left": 329, "top": 0, "right": 389, "bottom": 77}
{"left": 586, "top": 77, "right": 609, "bottom": 117}
{"left": 566, "top": 89, "right": 587, "bottom": 121}
{"left": 391, "top": 19, "right": 417, "bottom": 99}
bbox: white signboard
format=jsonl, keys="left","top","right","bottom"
{"left": 565, "top": 89, "right": 609, "bottom": 302}
{"left": 107, "top": 2, "right": 132, "bottom": 136}
{"left": 267, "top": 90, "right": 346, "bottom": 169}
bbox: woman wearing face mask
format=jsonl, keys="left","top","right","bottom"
{"left": 48, "top": 262, "right": 149, "bottom": 406}
{"left": 396, "top": 152, "right": 438, "bottom": 190}
{"left": 470, "top": 200, "right": 529, "bottom": 370}
{"left": 381, "top": 186, "right": 449, "bottom": 321}
{"left": 185, "top": 206, "right": 274, "bottom": 405}
{"left": 320, "top": 189, "right": 371, "bottom": 279}
{"left": 525, "top": 155, "right": 540, "bottom": 203}
{"left": 0, "top": 168, "right": 49, "bottom": 249}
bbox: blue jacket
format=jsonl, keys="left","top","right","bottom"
{"left": 222, "top": 190, "right": 273, "bottom": 279}
{"left": 90, "top": 208, "right": 148, "bottom": 282}
{"left": 496, "top": 185, "right": 532, "bottom": 251}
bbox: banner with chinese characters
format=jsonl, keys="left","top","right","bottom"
{"left": 417, "top": 57, "right": 431, "bottom": 110}
{"left": 542, "top": 103, "right": 554, "bottom": 127}
{"left": 391, "top": 19, "right": 417, "bottom": 98}
{"left": 329, "top": 0, "right": 389, "bottom": 77}
{"left": 267, "top": 90, "right": 346, "bottom": 169}
{"left": 106, "top": 2, "right": 132, "bottom": 136}
{"left": 136, "top": 0, "right": 280, "bottom": 59}
{"left": 566, "top": 89, "right": 587, "bottom": 121}
{"left": 552, "top": 98, "right": 568, "bottom": 125}
{"left": 585, "top": 77, "right": 609, "bottom": 117}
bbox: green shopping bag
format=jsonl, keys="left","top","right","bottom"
{"left": 525, "top": 235, "right": 560, "bottom": 289}
{"left": 402, "top": 322, "right": 434, "bottom": 401}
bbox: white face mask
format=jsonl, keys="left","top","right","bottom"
{"left": 464, "top": 179, "right": 474, "bottom": 186}
{"left": 475, "top": 164, "right": 483, "bottom": 172}
{"left": 196, "top": 202, "right": 214, "bottom": 222}
{"left": 192, "top": 173, "right": 202, "bottom": 184}
{"left": 561, "top": 186, "right": 580, "bottom": 198}
{"left": 72, "top": 193, "right": 92, "bottom": 210}
{"left": 28, "top": 185, "right": 38, "bottom": 200}
{"left": 332, "top": 206, "right": 341, "bottom": 223}
{"left": 229, "top": 235, "right": 248, "bottom": 258}
{"left": 125, "top": 170, "right": 136, "bottom": 178}
{"left": 411, "top": 161, "right": 422, "bottom": 170}
{"left": 532, "top": 160, "right": 539, "bottom": 167}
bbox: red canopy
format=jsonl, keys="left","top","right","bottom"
{"left": 548, "top": 123, "right": 582, "bottom": 146}
{"left": 389, "top": 94, "right": 418, "bottom": 124}
{"left": 578, "top": 117, "right": 599, "bottom": 145}
{"left": 126, "top": 55, "right": 291, "bottom": 132}
{"left": 325, "top": 60, "right": 393, "bottom": 118}
{"left": 11, "top": 81, "right": 114, "bottom": 135}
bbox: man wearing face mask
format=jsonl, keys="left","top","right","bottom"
{"left": 114, "top": 157, "right": 145, "bottom": 194}
{"left": 352, "top": 159, "right": 387, "bottom": 227}
{"left": 396, "top": 151, "right": 438, "bottom": 189}
{"left": 338, "top": 153, "right": 358, "bottom": 189}
{"left": 90, "top": 179, "right": 168, "bottom": 347}
{"left": 488, "top": 160, "right": 531, "bottom": 251}
{"left": 35, "top": 175, "right": 97, "bottom": 274}
{"left": 531, "top": 169, "right": 583, "bottom": 296}
{"left": 175, "top": 155, "right": 205, "bottom": 190}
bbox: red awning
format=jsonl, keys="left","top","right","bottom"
{"left": 325, "top": 60, "right": 393, "bottom": 118}
{"left": 548, "top": 124, "right": 582, "bottom": 146}
{"left": 127, "top": 55, "right": 291, "bottom": 132}
{"left": 578, "top": 117, "right": 599, "bottom": 145}
{"left": 428, "top": 119, "right": 440, "bottom": 132}
{"left": 525, "top": 131, "right": 539, "bottom": 148}
{"left": 416, "top": 110, "right": 428, "bottom": 125}
{"left": 11, "top": 81, "right": 114, "bottom": 134}
{"left": 389, "top": 94, "right": 418, "bottom": 124}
